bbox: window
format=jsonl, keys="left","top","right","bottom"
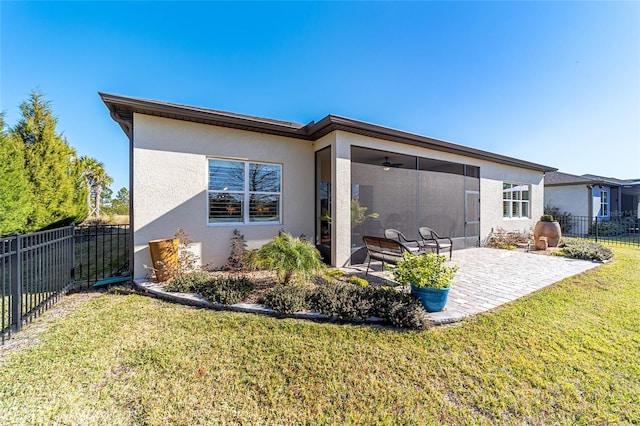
{"left": 208, "top": 158, "right": 281, "bottom": 224}
{"left": 600, "top": 189, "right": 609, "bottom": 217}
{"left": 502, "top": 183, "right": 530, "bottom": 218}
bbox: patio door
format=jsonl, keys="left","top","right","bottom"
{"left": 465, "top": 190, "right": 480, "bottom": 247}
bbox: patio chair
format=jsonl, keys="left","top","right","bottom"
{"left": 362, "top": 235, "right": 410, "bottom": 275}
{"left": 418, "top": 227, "right": 453, "bottom": 259}
{"left": 384, "top": 229, "right": 422, "bottom": 253}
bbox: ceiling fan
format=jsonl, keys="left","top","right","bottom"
{"left": 382, "top": 156, "right": 403, "bottom": 168}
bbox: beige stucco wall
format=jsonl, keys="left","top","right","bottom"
{"left": 131, "top": 115, "right": 546, "bottom": 273}
{"left": 479, "top": 163, "right": 544, "bottom": 240}
{"left": 545, "top": 185, "right": 589, "bottom": 218}
{"left": 329, "top": 131, "right": 545, "bottom": 265}
{"left": 132, "top": 114, "right": 314, "bottom": 278}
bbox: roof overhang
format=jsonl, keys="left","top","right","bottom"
{"left": 100, "top": 92, "right": 557, "bottom": 173}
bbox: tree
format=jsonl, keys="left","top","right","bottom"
{"left": 100, "top": 186, "right": 114, "bottom": 216}
{"left": 12, "top": 91, "right": 86, "bottom": 229}
{"left": 110, "top": 187, "right": 130, "bottom": 216}
{"left": 78, "top": 155, "right": 112, "bottom": 217}
{"left": 0, "top": 114, "right": 33, "bottom": 235}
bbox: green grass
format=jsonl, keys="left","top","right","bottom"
{"left": 1, "top": 248, "right": 639, "bottom": 424}
{"left": 74, "top": 232, "right": 129, "bottom": 283}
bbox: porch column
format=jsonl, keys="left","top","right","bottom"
{"left": 332, "top": 138, "right": 351, "bottom": 267}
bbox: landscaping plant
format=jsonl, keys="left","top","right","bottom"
{"left": 222, "top": 229, "right": 247, "bottom": 271}
{"left": 166, "top": 272, "right": 254, "bottom": 305}
{"left": 487, "top": 227, "right": 531, "bottom": 249}
{"left": 260, "top": 284, "right": 311, "bottom": 314}
{"left": 249, "top": 231, "right": 325, "bottom": 284}
{"left": 544, "top": 204, "right": 573, "bottom": 233}
{"left": 393, "top": 252, "right": 458, "bottom": 289}
{"left": 557, "top": 238, "right": 614, "bottom": 261}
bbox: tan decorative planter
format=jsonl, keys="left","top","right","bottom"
{"left": 533, "top": 221, "right": 562, "bottom": 248}
{"left": 148, "top": 238, "right": 179, "bottom": 282}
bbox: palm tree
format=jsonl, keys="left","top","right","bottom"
{"left": 79, "top": 156, "right": 112, "bottom": 217}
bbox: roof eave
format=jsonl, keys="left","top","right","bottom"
{"left": 308, "top": 115, "right": 556, "bottom": 173}
{"left": 100, "top": 93, "right": 557, "bottom": 173}
{"left": 99, "top": 92, "right": 311, "bottom": 141}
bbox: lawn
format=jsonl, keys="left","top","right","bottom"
{"left": 0, "top": 248, "right": 638, "bottom": 425}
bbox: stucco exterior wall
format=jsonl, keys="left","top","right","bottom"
{"left": 330, "top": 131, "right": 546, "bottom": 265}
{"left": 544, "top": 186, "right": 589, "bottom": 218}
{"left": 479, "top": 164, "right": 544, "bottom": 240}
{"left": 132, "top": 114, "right": 314, "bottom": 278}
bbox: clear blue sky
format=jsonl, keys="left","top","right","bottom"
{"left": 2, "top": 1, "right": 639, "bottom": 192}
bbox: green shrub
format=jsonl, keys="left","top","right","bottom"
{"left": 324, "top": 269, "right": 346, "bottom": 279}
{"left": 310, "top": 282, "right": 372, "bottom": 321}
{"left": 558, "top": 239, "right": 613, "bottom": 261}
{"left": 368, "top": 287, "right": 428, "bottom": 329}
{"left": 539, "top": 214, "right": 554, "bottom": 222}
{"left": 393, "top": 252, "right": 458, "bottom": 289}
{"left": 387, "top": 298, "right": 429, "bottom": 329}
{"left": 544, "top": 205, "right": 573, "bottom": 233}
{"left": 165, "top": 272, "right": 254, "bottom": 305}
{"left": 199, "top": 276, "right": 254, "bottom": 305}
{"left": 589, "top": 221, "right": 625, "bottom": 236}
{"left": 165, "top": 271, "right": 213, "bottom": 293}
{"left": 260, "top": 284, "right": 311, "bottom": 314}
{"left": 249, "top": 232, "right": 326, "bottom": 284}
{"left": 346, "top": 276, "right": 370, "bottom": 287}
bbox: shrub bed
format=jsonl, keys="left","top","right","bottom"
{"left": 259, "top": 284, "right": 311, "bottom": 315}
{"left": 165, "top": 272, "right": 254, "bottom": 305}
{"left": 558, "top": 239, "right": 613, "bottom": 262}
{"left": 260, "top": 280, "right": 429, "bottom": 329}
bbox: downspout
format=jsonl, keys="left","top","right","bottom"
{"left": 110, "top": 109, "right": 134, "bottom": 277}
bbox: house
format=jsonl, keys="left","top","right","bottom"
{"left": 544, "top": 171, "right": 640, "bottom": 220}
{"left": 100, "top": 93, "right": 556, "bottom": 279}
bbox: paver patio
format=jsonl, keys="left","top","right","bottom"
{"left": 138, "top": 247, "right": 602, "bottom": 327}
{"left": 347, "top": 247, "right": 601, "bottom": 324}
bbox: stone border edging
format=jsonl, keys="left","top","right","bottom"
{"left": 132, "top": 279, "right": 455, "bottom": 327}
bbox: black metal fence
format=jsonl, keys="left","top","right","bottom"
{"left": 1, "top": 226, "right": 75, "bottom": 343}
{"left": 1, "top": 224, "right": 130, "bottom": 344}
{"left": 557, "top": 215, "right": 640, "bottom": 247}
{"left": 74, "top": 224, "right": 130, "bottom": 287}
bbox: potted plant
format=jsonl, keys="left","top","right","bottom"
{"left": 534, "top": 214, "right": 562, "bottom": 248}
{"left": 392, "top": 252, "right": 459, "bottom": 312}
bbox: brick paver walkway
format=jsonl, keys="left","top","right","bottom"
{"left": 350, "top": 247, "right": 601, "bottom": 324}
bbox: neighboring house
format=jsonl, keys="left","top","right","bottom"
{"left": 545, "top": 171, "right": 640, "bottom": 220}
{"left": 100, "top": 93, "right": 556, "bottom": 279}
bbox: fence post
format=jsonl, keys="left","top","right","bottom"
{"left": 10, "top": 234, "right": 22, "bottom": 332}
{"left": 594, "top": 216, "right": 598, "bottom": 243}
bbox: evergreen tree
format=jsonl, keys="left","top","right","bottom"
{"left": 12, "top": 91, "right": 83, "bottom": 230}
{"left": 100, "top": 186, "right": 114, "bottom": 216}
{"left": 110, "top": 187, "right": 130, "bottom": 216}
{"left": 0, "top": 114, "right": 33, "bottom": 235}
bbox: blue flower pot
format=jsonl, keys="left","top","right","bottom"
{"left": 410, "top": 284, "right": 450, "bottom": 312}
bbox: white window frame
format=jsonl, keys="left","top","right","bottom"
{"left": 207, "top": 158, "right": 282, "bottom": 226}
{"left": 600, "top": 189, "right": 609, "bottom": 217}
{"left": 502, "top": 182, "right": 530, "bottom": 219}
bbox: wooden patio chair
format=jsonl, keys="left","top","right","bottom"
{"left": 418, "top": 226, "right": 453, "bottom": 259}
{"left": 362, "top": 235, "right": 411, "bottom": 275}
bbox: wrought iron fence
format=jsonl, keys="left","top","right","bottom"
{"left": 1, "top": 226, "right": 75, "bottom": 343}
{"left": 557, "top": 215, "right": 640, "bottom": 247}
{"left": 74, "top": 224, "right": 130, "bottom": 287}
{"left": 1, "top": 224, "right": 131, "bottom": 344}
